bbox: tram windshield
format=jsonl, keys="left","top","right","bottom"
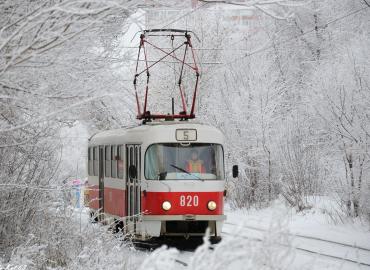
{"left": 145, "top": 143, "right": 224, "bottom": 180}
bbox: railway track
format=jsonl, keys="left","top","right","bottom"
{"left": 223, "top": 222, "right": 370, "bottom": 267}
{"left": 225, "top": 221, "right": 370, "bottom": 252}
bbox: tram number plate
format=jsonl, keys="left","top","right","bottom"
{"left": 180, "top": 195, "right": 199, "bottom": 207}
{"left": 176, "top": 129, "right": 197, "bottom": 141}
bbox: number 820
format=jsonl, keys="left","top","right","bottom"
{"left": 179, "top": 195, "right": 199, "bottom": 207}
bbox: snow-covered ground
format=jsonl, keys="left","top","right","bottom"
{"left": 223, "top": 198, "right": 370, "bottom": 270}
{"left": 67, "top": 197, "right": 370, "bottom": 270}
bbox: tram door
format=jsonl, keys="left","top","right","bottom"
{"left": 126, "top": 145, "right": 141, "bottom": 233}
{"left": 98, "top": 146, "right": 104, "bottom": 220}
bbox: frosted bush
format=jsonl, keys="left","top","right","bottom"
{"left": 139, "top": 210, "right": 298, "bottom": 270}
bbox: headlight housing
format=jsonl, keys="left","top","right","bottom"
{"left": 207, "top": 201, "right": 217, "bottom": 211}
{"left": 162, "top": 201, "right": 172, "bottom": 211}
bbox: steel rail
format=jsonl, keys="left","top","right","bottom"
{"left": 222, "top": 231, "right": 370, "bottom": 267}
{"left": 224, "top": 221, "right": 370, "bottom": 252}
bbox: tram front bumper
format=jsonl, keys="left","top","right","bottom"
{"left": 141, "top": 214, "right": 226, "bottom": 221}
{"left": 139, "top": 215, "right": 226, "bottom": 237}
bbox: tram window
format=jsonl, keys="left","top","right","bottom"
{"left": 87, "top": 147, "right": 90, "bottom": 175}
{"left": 112, "top": 145, "right": 117, "bottom": 178}
{"left": 88, "top": 147, "right": 93, "bottom": 176}
{"left": 139, "top": 147, "right": 141, "bottom": 178}
{"left": 105, "top": 146, "right": 111, "bottom": 177}
{"left": 93, "top": 147, "right": 99, "bottom": 176}
{"left": 117, "top": 145, "right": 124, "bottom": 179}
{"left": 145, "top": 143, "right": 224, "bottom": 180}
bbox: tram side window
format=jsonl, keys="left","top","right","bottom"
{"left": 87, "top": 147, "right": 90, "bottom": 175}
{"left": 93, "top": 147, "right": 99, "bottom": 176}
{"left": 105, "top": 146, "right": 111, "bottom": 177}
{"left": 117, "top": 145, "right": 124, "bottom": 179}
{"left": 88, "top": 147, "right": 93, "bottom": 176}
{"left": 111, "top": 145, "right": 117, "bottom": 178}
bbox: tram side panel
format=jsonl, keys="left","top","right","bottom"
{"left": 103, "top": 180, "right": 126, "bottom": 217}
{"left": 102, "top": 145, "right": 126, "bottom": 218}
{"left": 87, "top": 145, "right": 127, "bottom": 218}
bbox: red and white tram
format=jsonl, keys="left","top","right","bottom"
{"left": 87, "top": 122, "right": 226, "bottom": 241}
{"left": 86, "top": 29, "right": 238, "bottom": 242}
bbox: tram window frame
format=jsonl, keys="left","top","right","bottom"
{"left": 117, "top": 145, "right": 124, "bottom": 179}
{"left": 93, "top": 146, "right": 99, "bottom": 176}
{"left": 111, "top": 145, "right": 117, "bottom": 178}
{"left": 105, "top": 145, "right": 111, "bottom": 177}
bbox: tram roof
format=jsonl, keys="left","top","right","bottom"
{"left": 88, "top": 121, "right": 225, "bottom": 146}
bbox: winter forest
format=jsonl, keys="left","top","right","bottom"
{"left": 1, "top": 0, "right": 370, "bottom": 269}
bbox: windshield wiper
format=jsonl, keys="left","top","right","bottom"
{"left": 170, "top": 164, "right": 203, "bottom": 181}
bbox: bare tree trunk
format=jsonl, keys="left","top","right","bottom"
{"left": 268, "top": 150, "right": 272, "bottom": 202}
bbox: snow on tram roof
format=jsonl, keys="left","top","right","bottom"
{"left": 88, "top": 121, "right": 225, "bottom": 146}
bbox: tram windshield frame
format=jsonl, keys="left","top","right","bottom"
{"left": 144, "top": 143, "right": 225, "bottom": 180}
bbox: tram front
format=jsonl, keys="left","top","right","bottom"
{"left": 138, "top": 122, "right": 226, "bottom": 241}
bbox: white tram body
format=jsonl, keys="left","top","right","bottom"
{"left": 87, "top": 121, "right": 226, "bottom": 240}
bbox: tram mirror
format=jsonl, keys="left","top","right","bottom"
{"left": 232, "top": 165, "right": 239, "bottom": 178}
{"left": 159, "top": 172, "right": 167, "bottom": 180}
{"left": 128, "top": 165, "right": 137, "bottom": 179}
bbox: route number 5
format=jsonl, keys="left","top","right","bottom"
{"left": 176, "top": 129, "right": 197, "bottom": 141}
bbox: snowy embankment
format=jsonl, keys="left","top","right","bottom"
{"left": 222, "top": 198, "right": 370, "bottom": 270}
{"left": 142, "top": 197, "right": 370, "bottom": 270}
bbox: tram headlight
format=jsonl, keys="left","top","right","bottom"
{"left": 162, "top": 201, "right": 172, "bottom": 211}
{"left": 207, "top": 201, "right": 217, "bottom": 211}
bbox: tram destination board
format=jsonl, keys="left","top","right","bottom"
{"left": 176, "top": 129, "right": 197, "bottom": 141}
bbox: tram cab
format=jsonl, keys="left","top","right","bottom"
{"left": 87, "top": 121, "right": 226, "bottom": 240}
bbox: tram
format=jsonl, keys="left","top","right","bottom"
{"left": 87, "top": 122, "right": 227, "bottom": 240}
{"left": 86, "top": 29, "right": 238, "bottom": 241}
